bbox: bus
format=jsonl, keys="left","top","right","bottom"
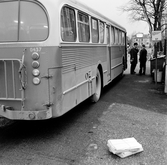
{"left": 0, "top": 0, "right": 127, "bottom": 121}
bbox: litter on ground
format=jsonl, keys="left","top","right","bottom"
{"left": 107, "top": 137, "right": 143, "bottom": 158}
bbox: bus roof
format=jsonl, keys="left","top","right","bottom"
{"left": 37, "top": 0, "right": 126, "bottom": 32}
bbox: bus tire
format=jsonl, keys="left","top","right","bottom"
{"left": 91, "top": 68, "right": 102, "bottom": 102}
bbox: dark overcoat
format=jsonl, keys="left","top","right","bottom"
{"left": 139, "top": 48, "right": 147, "bottom": 63}
{"left": 130, "top": 48, "right": 139, "bottom": 64}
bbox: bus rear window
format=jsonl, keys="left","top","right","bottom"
{"left": 19, "top": 1, "right": 48, "bottom": 41}
{"left": 0, "top": 2, "right": 18, "bottom": 42}
{"left": 0, "top": 1, "right": 48, "bottom": 42}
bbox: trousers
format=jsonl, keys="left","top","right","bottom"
{"left": 130, "top": 62, "right": 137, "bottom": 74}
{"left": 139, "top": 62, "right": 146, "bottom": 75}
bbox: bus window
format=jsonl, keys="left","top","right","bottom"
{"left": 99, "top": 22, "right": 104, "bottom": 43}
{"left": 106, "top": 26, "right": 110, "bottom": 44}
{"left": 91, "top": 18, "right": 99, "bottom": 43}
{"left": 115, "top": 28, "right": 119, "bottom": 44}
{"left": 0, "top": 1, "right": 18, "bottom": 42}
{"left": 122, "top": 32, "right": 125, "bottom": 45}
{"left": 111, "top": 26, "right": 115, "bottom": 44}
{"left": 78, "top": 12, "right": 90, "bottom": 42}
{"left": 61, "top": 6, "right": 76, "bottom": 42}
{"left": 119, "top": 30, "right": 122, "bottom": 45}
{"left": 19, "top": 1, "right": 49, "bottom": 41}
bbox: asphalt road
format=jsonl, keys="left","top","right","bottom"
{"left": 0, "top": 59, "right": 167, "bottom": 165}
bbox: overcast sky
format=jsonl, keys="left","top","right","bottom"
{"left": 79, "top": 0, "right": 149, "bottom": 36}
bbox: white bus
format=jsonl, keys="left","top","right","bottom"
{"left": 0, "top": 0, "right": 127, "bottom": 121}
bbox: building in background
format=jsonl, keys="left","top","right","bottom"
{"left": 131, "top": 33, "right": 152, "bottom": 57}
{"left": 131, "top": 33, "right": 151, "bottom": 48}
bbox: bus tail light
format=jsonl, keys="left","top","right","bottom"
{"left": 33, "top": 77, "right": 41, "bottom": 85}
{"left": 32, "top": 52, "right": 40, "bottom": 60}
{"left": 32, "top": 69, "right": 40, "bottom": 76}
{"left": 32, "top": 61, "right": 40, "bottom": 68}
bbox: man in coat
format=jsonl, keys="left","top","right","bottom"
{"left": 129, "top": 43, "right": 139, "bottom": 74}
{"left": 139, "top": 44, "right": 147, "bottom": 75}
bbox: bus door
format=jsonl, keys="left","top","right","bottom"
{"left": 106, "top": 25, "right": 111, "bottom": 81}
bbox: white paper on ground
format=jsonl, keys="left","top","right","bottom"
{"left": 116, "top": 147, "right": 143, "bottom": 158}
{"left": 107, "top": 137, "right": 143, "bottom": 158}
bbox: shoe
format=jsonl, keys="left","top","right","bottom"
{"left": 131, "top": 71, "right": 136, "bottom": 74}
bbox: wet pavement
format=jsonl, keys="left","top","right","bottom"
{"left": 78, "top": 59, "right": 167, "bottom": 165}
{"left": 1, "top": 58, "right": 167, "bottom": 165}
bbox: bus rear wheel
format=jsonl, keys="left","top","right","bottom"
{"left": 91, "top": 69, "right": 102, "bottom": 102}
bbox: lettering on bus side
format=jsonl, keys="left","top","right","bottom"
{"left": 85, "top": 73, "right": 89, "bottom": 80}
{"left": 30, "top": 47, "right": 42, "bottom": 52}
{"left": 85, "top": 71, "right": 92, "bottom": 80}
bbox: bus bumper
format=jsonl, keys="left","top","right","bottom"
{"left": 0, "top": 105, "right": 52, "bottom": 120}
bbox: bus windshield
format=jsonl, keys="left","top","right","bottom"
{"left": 0, "top": 1, "right": 49, "bottom": 42}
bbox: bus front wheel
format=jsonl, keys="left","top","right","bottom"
{"left": 91, "top": 69, "right": 102, "bottom": 102}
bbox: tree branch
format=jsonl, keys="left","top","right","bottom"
{"left": 120, "top": 0, "right": 166, "bottom": 32}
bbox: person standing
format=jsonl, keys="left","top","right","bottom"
{"left": 139, "top": 44, "right": 147, "bottom": 75}
{"left": 129, "top": 43, "right": 139, "bottom": 74}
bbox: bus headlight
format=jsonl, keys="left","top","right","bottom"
{"left": 32, "top": 69, "right": 40, "bottom": 77}
{"left": 33, "top": 77, "right": 41, "bottom": 85}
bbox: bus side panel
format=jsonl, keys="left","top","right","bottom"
{"left": 124, "top": 35, "right": 128, "bottom": 70}
{"left": 49, "top": 46, "right": 77, "bottom": 117}
{"left": 48, "top": 68, "right": 63, "bottom": 117}
{"left": 110, "top": 45, "right": 124, "bottom": 80}
{"left": 61, "top": 71, "right": 76, "bottom": 115}
{"left": 75, "top": 46, "right": 107, "bottom": 104}
{"left": 51, "top": 45, "right": 108, "bottom": 116}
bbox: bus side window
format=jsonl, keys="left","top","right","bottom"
{"left": 99, "top": 21, "right": 104, "bottom": 43}
{"left": 122, "top": 32, "right": 125, "bottom": 45}
{"left": 91, "top": 18, "right": 99, "bottom": 43}
{"left": 111, "top": 26, "right": 115, "bottom": 45}
{"left": 61, "top": 6, "right": 76, "bottom": 42}
{"left": 77, "top": 12, "right": 90, "bottom": 42}
{"left": 106, "top": 26, "right": 110, "bottom": 44}
{"left": 115, "top": 28, "right": 119, "bottom": 45}
{"left": 119, "top": 30, "right": 122, "bottom": 45}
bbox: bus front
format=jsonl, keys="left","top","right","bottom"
{"left": 0, "top": 0, "right": 54, "bottom": 120}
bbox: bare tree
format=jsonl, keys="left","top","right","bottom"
{"left": 121, "top": 0, "right": 167, "bottom": 56}
{"left": 121, "top": 0, "right": 167, "bottom": 34}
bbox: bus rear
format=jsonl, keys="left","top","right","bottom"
{"left": 0, "top": 0, "right": 127, "bottom": 123}
{"left": 0, "top": 0, "right": 56, "bottom": 120}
